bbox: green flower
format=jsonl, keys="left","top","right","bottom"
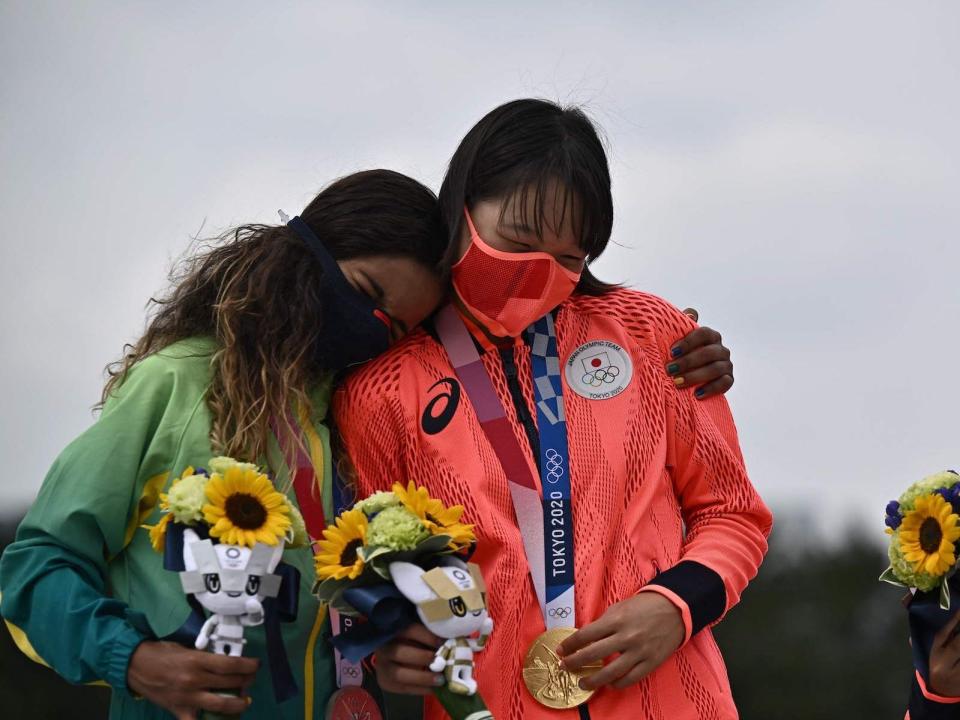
{"left": 285, "top": 500, "right": 310, "bottom": 549}
{"left": 899, "top": 472, "right": 960, "bottom": 512}
{"left": 167, "top": 474, "right": 208, "bottom": 525}
{"left": 354, "top": 491, "right": 401, "bottom": 517}
{"left": 208, "top": 456, "right": 260, "bottom": 477}
{"left": 889, "top": 530, "right": 941, "bottom": 592}
{"left": 365, "top": 506, "right": 429, "bottom": 551}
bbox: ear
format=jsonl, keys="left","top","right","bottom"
{"left": 388, "top": 562, "right": 436, "bottom": 605}
{"left": 182, "top": 528, "right": 200, "bottom": 572}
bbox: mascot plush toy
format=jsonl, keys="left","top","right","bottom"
{"left": 389, "top": 557, "right": 493, "bottom": 695}
{"left": 180, "top": 527, "right": 285, "bottom": 656}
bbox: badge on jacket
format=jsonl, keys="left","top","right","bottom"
{"left": 564, "top": 340, "right": 633, "bottom": 400}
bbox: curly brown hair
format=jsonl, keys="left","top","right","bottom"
{"left": 102, "top": 170, "right": 446, "bottom": 461}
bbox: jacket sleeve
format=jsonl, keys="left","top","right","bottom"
{"left": 631, "top": 296, "right": 773, "bottom": 644}
{"left": 0, "top": 356, "right": 181, "bottom": 689}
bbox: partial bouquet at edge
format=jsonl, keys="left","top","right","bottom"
{"left": 314, "top": 481, "right": 494, "bottom": 720}
{"left": 881, "top": 470, "right": 960, "bottom": 609}
{"left": 143, "top": 456, "right": 310, "bottom": 711}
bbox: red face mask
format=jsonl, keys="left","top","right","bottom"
{"left": 451, "top": 207, "right": 582, "bottom": 338}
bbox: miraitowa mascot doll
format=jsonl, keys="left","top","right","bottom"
{"left": 389, "top": 557, "right": 494, "bottom": 696}
{"left": 143, "top": 458, "right": 303, "bottom": 718}
{"left": 180, "top": 527, "right": 285, "bottom": 657}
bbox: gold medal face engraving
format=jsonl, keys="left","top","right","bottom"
{"left": 522, "top": 627, "right": 601, "bottom": 709}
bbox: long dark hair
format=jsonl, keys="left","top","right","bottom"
{"left": 103, "top": 169, "right": 445, "bottom": 459}
{"left": 438, "top": 98, "right": 617, "bottom": 296}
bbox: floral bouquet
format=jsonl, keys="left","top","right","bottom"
{"left": 144, "top": 457, "right": 308, "bottom": 714}
{"left": 314, "top": 482, "right": 494, "bottom": 720}
{"left": 881, "top": 470, "right": 960, "bottom": 609}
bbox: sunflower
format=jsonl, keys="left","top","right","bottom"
{"left": 203, "top": 466, "right": 291, "bottom": 547}
{"left": 315, "top": 509, "right": 369, "bottom": 580}
{"left": 393, "top": 481, "right": 475, "bottom": 551}
{"left": 145, "top": 512, "right": 171, "bottom": 553}
{"left": 898, "top": 494, "right": 960, "bottom": 576}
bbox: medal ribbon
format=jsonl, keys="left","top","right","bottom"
{"left": 435, "top": 305, "right": 576, "bottom": 628}
{"left": 526, "top": 313, "right": 577, "bottom": 629}
{"left": 329, "top": 465, "right": 365, "bottom": 688}
{"left": 272, "top": 416, "right": 364, "bottom": 689}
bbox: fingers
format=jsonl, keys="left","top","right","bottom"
{"left": 378, "top": 639, "right": 439, "bottom": 668}
{"left": 195, "top": 690, "right": 250, "bottom": 715}
{"left": 557, "top": 618, "right": 614, "bottom": 659}
{"left": 666, "top": 345, "right": 729, "bottom": 383}
{"left": 394, "top": 623, "right": 443, "bottom": 648}
{"left": 669, "top": 326, "right": 720, "bottom": 360}
{"left": 195, "top": 650, "right": 260, "bottom": 677}
{"left": 691, "top": 374, "right": 734, "bottom": 400}
{"left": 380, "top": 663, "right": 444, "bottom": 694}
{"left": 579, "top": 652, "right": 637, "bottom": 691}
{"left": 682, "top": 307, "right": 699, "bottom": 323}
{"left": 610, "top": 660, "right": 656, "bottom": 689}
{"left": 193, "top": 671, "right": 254, "bottom": 691}
{"left": 561, "top": 634, "right": 621, "bottom": 673}
{"left": 677, "top": 361, "right": 734, "bottom": 392}
{"left": 374, "top": 629, "right": 445, "bottom": 696}
{"left": 665, "top": 330, "right": 733, "bottom": 398}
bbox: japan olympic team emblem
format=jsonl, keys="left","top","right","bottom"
{"left": 564, "top": 340, "right": 633, "bottom": 400}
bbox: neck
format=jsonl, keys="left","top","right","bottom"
{"left": 450, "top": 294, "right": 519, "bottom": 352}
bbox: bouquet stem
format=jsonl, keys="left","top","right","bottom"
{"left": 432, "top": 684, "right": 493, "bottom": 719}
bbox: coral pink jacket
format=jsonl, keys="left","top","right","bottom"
{"left": 334, "top": 289, "right": 773, "bottom": 720}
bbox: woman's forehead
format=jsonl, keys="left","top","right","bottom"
{"left": 495, "top": 182, "right": 585, "bottom": 244}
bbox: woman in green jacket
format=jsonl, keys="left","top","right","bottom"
{"left": 0, "top": 164, "right": 734, "bottom": 719}
{"left": 0, "top": 169, "right": 448, "bottom": 719}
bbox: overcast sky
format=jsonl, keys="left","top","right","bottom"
{"left": 1, "top": 1, "right": 957, "bottom": 542}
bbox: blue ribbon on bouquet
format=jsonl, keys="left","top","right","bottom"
{"left": 162, "top": 522, "right": 300, "bottom": 703}
{"left": 330, "top": 584, "right": 419, "bottom": 663}
{"left": 908, "top": 574, "right": 960, "bottom": 681}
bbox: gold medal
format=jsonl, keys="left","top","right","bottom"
{"left": 522, "top": 627, "right": 602, "bottom": 709}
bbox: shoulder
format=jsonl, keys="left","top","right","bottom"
{"left": 102, "top": 337, "right": 216, "bottom": 416}
{"left": 564, "top": 288, "right": 696, "bottom": 351}
{"left": 337, "top": 328, "right": 438, "bottom": 404}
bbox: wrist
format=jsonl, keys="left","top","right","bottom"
{"left": 642, "top": 560, "right": 726, "bottom": 641}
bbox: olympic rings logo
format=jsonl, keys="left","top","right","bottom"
{"left": 548, "top": 607, "right": 573, "bottom": 619}
{"left": 341, "top": 666, "right": 361, "bottom": 678}
{"left": 580, "top": 365, "right": 621, "bottom": 387}
{"left": 545, "top": 448, "right": 564, "bottom": 483}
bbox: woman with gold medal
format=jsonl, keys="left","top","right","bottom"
{"left": 335, "top": 99, "right": 772, "bottom": 719}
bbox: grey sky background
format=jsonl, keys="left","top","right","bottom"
{"left": 1, "top": 1, "right": 957, "bottom": 542}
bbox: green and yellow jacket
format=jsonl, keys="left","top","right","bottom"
{"left": 0, "top": 337, "right": 337, "bottom": 719}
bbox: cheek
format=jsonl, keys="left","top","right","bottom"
{"left": 455, "top": 225, "right": 472, "bottom": 263}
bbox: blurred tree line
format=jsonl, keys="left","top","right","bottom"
{"left": 0, "top": 512, "right": 913, "bottom": 719}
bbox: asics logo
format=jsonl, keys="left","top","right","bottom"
{"left": 421, "top": 378, "right": 461, "bottom": 435}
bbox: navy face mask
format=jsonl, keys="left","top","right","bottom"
{"left": 287, "top": 216, "right": 391, "bottom": 372}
